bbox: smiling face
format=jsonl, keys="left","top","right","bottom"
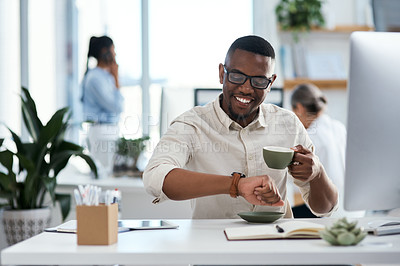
{"left": 219, "top": 49, "right": 276, "bottom": 127}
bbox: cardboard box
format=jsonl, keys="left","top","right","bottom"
{"left": 76, "top": 203, "right": 118, "bottom": 245}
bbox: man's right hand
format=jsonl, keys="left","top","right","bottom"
{"left": 238, "top": 175, "right": 284, "bottom": 206}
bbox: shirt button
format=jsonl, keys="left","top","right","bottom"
{"left": 249, "top": 155, "right": 253, "bottom": 160}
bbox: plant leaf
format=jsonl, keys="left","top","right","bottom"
{"left": 0, "top": 150, "right": 14, "bottom": 172}
{"left": 49, "top": 150, "right": 75, "bottom": 177}
{"left": 42, "top": 176, "right": 57, "bottom": 204}
{"left": 76, "top": 153, "right": 98, "bottom": 178}
{"left": 15, "top": 152, "right": 35, "bottom": 174}
{"left": 55, "top": 193, "right": 71, "bottom": 221}
{"left": 20, "top": 87, "right": 43, "bottom": 141}
{"left": 38, "top": 107, "right": 69, "bottom": 149}
{"left": 57, "top": 140, "right": 84, "bottom": 152}
{"left": 0, "top": 172, "right": 16, "bottom": 194}
{"left": 7, "top": 127, "right": 24, "bottom": 154}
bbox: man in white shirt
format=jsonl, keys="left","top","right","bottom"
{"left": 143, "top": 35, "right": 338, "bottom": 219}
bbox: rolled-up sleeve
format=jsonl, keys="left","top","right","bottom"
{"left": 143, "top": 121, "right": 195, "bottom": 204}
{"left": 291, "top": 118, "right": 339, "bottom": 217}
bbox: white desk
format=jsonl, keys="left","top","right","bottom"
{"left": 2, "top": 218, "right": 400, "bottom": 265}
{"left": 55, "top": 164, "right": 192, "bottom": 222}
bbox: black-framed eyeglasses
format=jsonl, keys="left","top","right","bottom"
{"left": 223, "top": 65, "right": 274, "bottom": 90}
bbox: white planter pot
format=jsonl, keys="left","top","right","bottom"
{"left": 2, "top": 207, "right": 51, "bottom": 246}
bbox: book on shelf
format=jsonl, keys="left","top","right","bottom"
{"left": 224, "top": 220, "right": 325, "bottom": 241}
{"left": 292, "top": 43, "right": 308, "bottom": 78}
{"left": 280, "top": 44, "right": 295, "bottom": 79}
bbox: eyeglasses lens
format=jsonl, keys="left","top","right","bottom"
{"left": 228, "top": 72, "right": 270, "bottom": 89}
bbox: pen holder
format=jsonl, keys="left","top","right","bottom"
{"left": 76, "top": 203, "right": 118, "bottom": 245}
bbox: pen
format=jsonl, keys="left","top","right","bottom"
{"left": 74, "top": 188, "right": 82, "bottom": 205}
{"left": 275, "top": 224, "right": 284, "bottom": 233}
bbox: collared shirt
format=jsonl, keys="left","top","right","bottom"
{"left": 143, "top": 95, "right": 337, "bottom": 219}
{"left": 82, "top": 67, "right": 124, "bottom": 124}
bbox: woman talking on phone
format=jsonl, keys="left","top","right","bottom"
{"left": 81, "top": 35, "right": 124, "bottom": 176}
{"left": 82, "top": 35, "right": 123, "bottom": 124}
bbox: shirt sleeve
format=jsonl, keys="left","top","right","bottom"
{"left": 291, "top": 116, "right": 339, "bottom": 217}
{"left": 142, "top": 120, "right": 195, "bottom": 204}
{"left": 293, "top": 160, "right": 339, "bottom": 217}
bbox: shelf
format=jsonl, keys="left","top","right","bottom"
{"left": 310, "top": 25, "right": 374, "bottom": 33}
{"left": 330, "top": 25, "right": 374, "bottom": 32}
{"left": 283, "top": 79, "right": 347, "bottom": 90}
{"left": 280, "top": 25, "right": 374, "bottom": 34}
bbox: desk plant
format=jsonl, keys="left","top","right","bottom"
{"left": 275, "top": 0, "right": 325, "bottom": 42}
{"left": 0, "top": 87, "right": 97, "bottom": 245}
{"left": 113, "top": 136, "right": 149, "bottom": 177}
{"left": 320, "top": 217, "right": 367, "bottom": 246}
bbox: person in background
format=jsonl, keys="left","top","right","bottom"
{"left": 81, "top": 35, "right": 123, "bottom": 123}
{"left": 81, "top": 36, "right": 124, "bottom": 176}
{"left": 291, "top": 83, "right": 364, "bottom": 218}
{"left": 143, "top": 35, "right": 338, "bottom": 219}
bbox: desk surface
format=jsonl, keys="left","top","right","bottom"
{"left": 57, "top": 164, "right": 144, "bottom": 191}
{"left": 2, "top": 218, "right": 400, "bottom": 265}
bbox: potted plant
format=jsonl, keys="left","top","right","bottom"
{"left": 275, "top": 0, "right": 325, "bottom": 42}
{"left": 0, "top": 87, "right": 97, "bottom": 245}
{"left": 113, "top": 136, "right": 149, "bottom": 177}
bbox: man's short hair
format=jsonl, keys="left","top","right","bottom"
{"left": 226, "top": 35, "right": 275, "bottom": 60}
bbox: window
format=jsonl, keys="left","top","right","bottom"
{"left": 76, "top": 0, "right": 253, "bottom": 145}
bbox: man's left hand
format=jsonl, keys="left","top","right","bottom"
{"left": 288, "top": 144, "right": 322, "bottom": 182}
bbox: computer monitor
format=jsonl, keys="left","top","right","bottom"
{"left": 344, "top": 31, "right": 400, "bottom": 212}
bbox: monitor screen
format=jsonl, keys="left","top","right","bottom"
{"left": 344, "top": 32, "right": 400, "bottom": 212}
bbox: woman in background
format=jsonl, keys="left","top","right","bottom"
{"left": 291, "top": 83, "right": 364, "bottom": 218}
{"left": 81, "top": 36, "right": 124, "bottom": 176}
{"left": 81, "top": 35, "right": 123, "bottom": 124}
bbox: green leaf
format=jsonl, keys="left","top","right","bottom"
{"left": 0, "top": 150, "right": 14, "bottom": 172}
{"left": 7, "top": 128, "right": 24, "bottom": 154}
{"left": 42, "top": 176, "right": 57, "bottom": 202}
{"left": 57, "top": 140, "right": 84, "bottom": 152}
{"left": 21, "top": 87, "right": 43, "bottom": 142}
{"left": 76, "top": 153, "right": 98, "bottom": 178}
{"left": 49, "top": 150, "right": 75, "bottom": 177}
{"left": 53, "top": 112, "right": 72, "bottom": 147}
{"left": 15, "top": 153, "right": 35, "bottom": 174}
{"left": 38, "top": 107, "right": 69, "bottom": 149}
{"left": 55, "top": 193, "right": 71, "bottom": 221}
{"left": 22, "top": 173, "right": 40, "bottom": 208}
{"left": 0, "top": 172, "right": 16, "bottom": 193}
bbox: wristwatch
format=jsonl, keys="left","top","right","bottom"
{"left": 230, "top": 172, "right": 246, "bottom": 198}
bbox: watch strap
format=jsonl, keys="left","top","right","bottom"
{"left": 229, "top": 172, "right": 245, "bottom": 198}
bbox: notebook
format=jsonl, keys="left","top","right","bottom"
{"left": 224, "top": 220, "right": 325, "bottom": 240}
